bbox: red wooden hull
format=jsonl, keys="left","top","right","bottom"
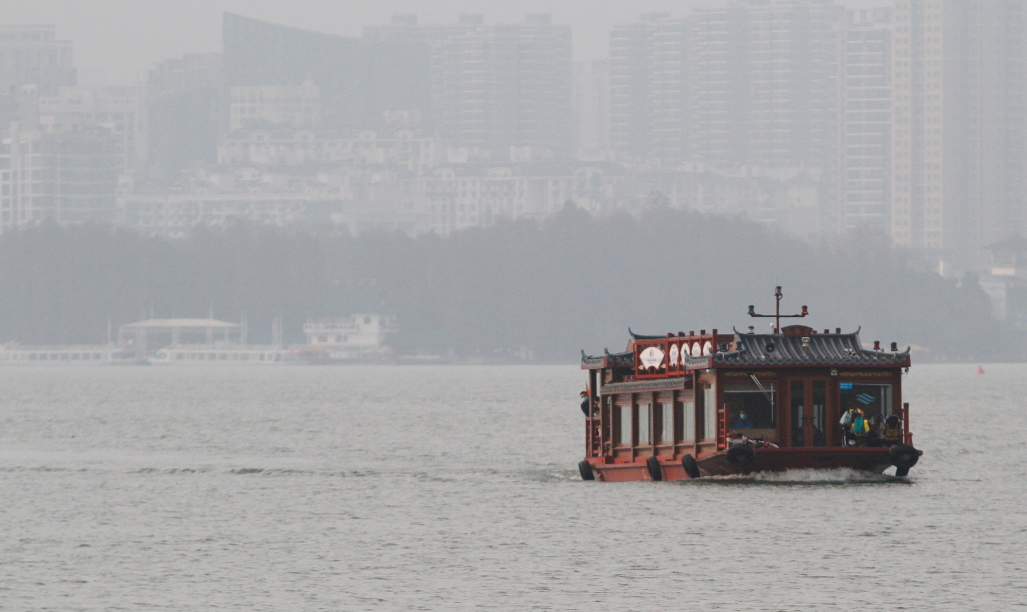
{"left": 586, "top": 447, "right": 901, "bottom": 482}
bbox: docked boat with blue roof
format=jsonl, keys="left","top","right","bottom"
{"left": 577, "top": 287, "right": 922, "bottom": 481}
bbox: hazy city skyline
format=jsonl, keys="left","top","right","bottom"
{"left": 5, "top": 0, "right": 1027, "bottom": 349}
{"left": 6, "top": 0, "right": 884, "bottom": 86}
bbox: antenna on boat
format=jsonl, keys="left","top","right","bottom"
{"left": 747, "top": 286, "right": 808, "bottom": 334}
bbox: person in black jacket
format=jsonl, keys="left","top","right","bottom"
{"left": 580, "top": 391, "right": 590, "bottom": 416}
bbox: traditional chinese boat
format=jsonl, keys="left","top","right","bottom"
{"left": 578, "top": 288, "right": 922, "bottom": 481}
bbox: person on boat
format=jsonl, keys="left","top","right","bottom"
{"left": 867, "top": 416, "right": 883, "bottom": 446}
{"left": 733, "top": 411, "right": 755, "bottom": 429}
{"left": 883, "top": 414, "right": 902, "bottom": 445}
{"left": 840, "top": 407, "right": 862, "bottom": 446}
{"left": 580, "top": 391, "right": 590, "bottom": 416}
{"left": 850, "top": 409, "right": 871, "bottom": 446}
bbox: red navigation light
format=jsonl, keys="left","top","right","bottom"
{"left": 874, "top": 341, "right": 881, "bottom": 351}
{"left": 801, "top": 305, "right": 808, "bottom": 316}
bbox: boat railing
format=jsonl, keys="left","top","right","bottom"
{"left": 902, "top": 402, "right": 912, "bottom": 445}
{"left": 585, "top": 417, "right": 602, "bottom": 458}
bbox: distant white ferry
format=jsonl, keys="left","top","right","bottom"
{"left": 149, "top": 345, "right": 291, "bottom": 364}
{"left": 0, "top": 344, "right": 136, "bottom": 365}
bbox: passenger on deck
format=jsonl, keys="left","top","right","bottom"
{"left": 850, "top": 409, "right": 871, "bottom": 446}
{"left": 840, "top": 407, "right": 860, "bottom": 446}
{"left": 580, "top": 391, "right": 590, "bottom": 416}
{"left": 733, "top": 411, "right": 755, "bottom": 429}
{"left": 883, "top": 414, "right": 902, "bottom": 445}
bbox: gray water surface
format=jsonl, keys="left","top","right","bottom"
{"left": 0, "top": 364, "right": 1024, "bottom": 611}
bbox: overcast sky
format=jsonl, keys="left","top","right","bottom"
{"left": 5, "top": 0, "right": 885, "bottom": 86}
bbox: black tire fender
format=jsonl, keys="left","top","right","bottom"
{"left": 682, "top": 453, "right": 701, "bottom": 479}
{"left": 646, "top": 456, "right": 663, "bottom": 481}
{"left": 578, "top": 460, "right": 595, "bottom": 481}
{"left": 725, "top": 443, "right": 757, "bottom": 467}
{"left": 890, "top": 444, "right": 920, "bottom": 470}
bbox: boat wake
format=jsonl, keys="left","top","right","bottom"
{"left": 697, "top": 467, "right": 907, "bottom": 485}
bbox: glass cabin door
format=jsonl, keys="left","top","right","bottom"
{"left": 788, "top": 379, "right": 829, "bottom": 447}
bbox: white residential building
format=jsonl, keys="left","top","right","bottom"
{"left": 37, "top": 85, "right": 147, "bottom": 167}
{"left": 218, "top": 129, "right": 438, "bottom": 173}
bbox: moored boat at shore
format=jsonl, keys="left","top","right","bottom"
{"left": 578, "top": 288, "right": 922, "bottom": 481}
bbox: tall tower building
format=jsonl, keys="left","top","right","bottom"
{"left": 650, "top": 18, "right": 690, "bottom": 163}
{"left": 365, "top": 14, "right": 573, "bottom": 160}
{"left": 841, "top": 9, "right": 892, "bottom": 233}
{"left": 573, "top": 60, "right": 610, "bottom": 161}
{"left": 742, "top": 1, "right": 845, "bottom": 171}
{"left": 609, "top": 16, "right": 662, "bottom": 162}
{"left": 688, "top": 5, "right": 748, "bottom": 167}
{"left": 612, "top": 2, "right": 845, "bottom": 175}
{"left": 891, "top": 0, "right": 1027, "bottom": 253}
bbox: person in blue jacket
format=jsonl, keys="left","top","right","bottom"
{"left": 734, "top": 410, "right": 755, "bottom": 429}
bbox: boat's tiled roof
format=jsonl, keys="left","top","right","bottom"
{"left": 715, "top": 332, "right": 909, "bottom": 367}
{"left": 585, "top": 330, "right": 909, "bottom": 370}
{"left": 580, "top": 349, "right": 633, "bottom": 369}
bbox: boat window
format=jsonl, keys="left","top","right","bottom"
{"left": 703, "top": 384, "right": 717, "bottom": 440}
{"left": 659, "top": 403, "right": 673, "bottom": 443}
{"left": 724, "top": 382, "right": 776, "bottom": 438}
{"left": 682, "top": 401, "right": 695, "bottom": 441}
{"left": 618, "top": 404, "right": 632, "bottom": 446}
{"left": 638, "top": 403, "right": 651, "bottom": 446}
{"left": 840, "top": 383, "right": 893, "bottom": 422}
{"left": 791, "top": 380, "right": 805, "bottom": 447}
{"left": 812, "top": 380, "right": 826, "bottom": 447}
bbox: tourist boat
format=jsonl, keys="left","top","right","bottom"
{"left": 578, "top": 288, "right": 922, "bottom": 481}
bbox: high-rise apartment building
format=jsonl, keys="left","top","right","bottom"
{"left": 650, "top": 17, "right": 690, "bottom": 163}
{"left": 365, "top": 14, "right": 573, "bottom": 160}
{"left": 37, "top": 86, "right": 147, "bottom": 169}
{"left": 687, "top": 5, "right": 747, "bottom": 167}
{"left": 608, "top": 15, "right": 664, "bottom": 162}
{"left": 0, "top": 26, "right": 76, "bottom": 97}
{"left": 743, "top": 1, "right": 845, "bottom": 170}
{"left": 573, "top": 60, "right": 610, "bottom": 161}
{"left": 892, "top": 0, "right": 1027, "bottom": 253}
{"left": 1, "top": 89, "right": 119, "bottom": 234}
{"left": 841, "top": 9, "right": 892, "bottom": 233}
{"left": 611, "top": 3, "right": 844, "bottom": 172}
{"left": 147, "top": 53, "right": 223, "bottom": 174}
{"left": 228, "top": 82, "right": 320, "bottom": 132}
{"left": 223, "top": 13, "right": 364, "bottom": 132}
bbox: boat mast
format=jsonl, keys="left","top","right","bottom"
{"left": 748, "top": 286, "right": 808, "bottom": 334}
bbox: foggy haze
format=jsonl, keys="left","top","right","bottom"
{"left": 9, "top": 0, "right": 884, "bottom": 86}
{"left": 2, "top": 0, "right": 1027, "bottom": 362}
{"left": 4, "top": 4, "right": 1027, "bottom": 611}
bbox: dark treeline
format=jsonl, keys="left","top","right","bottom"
{"left": 0, "top": 209, "right": 1017, "bottom": 362}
